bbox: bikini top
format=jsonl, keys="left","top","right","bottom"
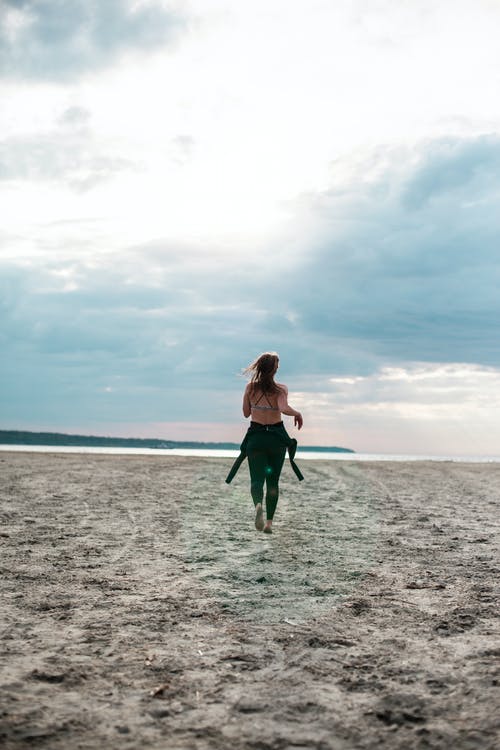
{"left": 250, "top": 391, "right": 280, "bottom": 411}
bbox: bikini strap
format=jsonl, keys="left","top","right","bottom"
{"left": 264, "top": 391, "right": 274, "bottom": 408}
{"left": 253, "top": 389, "right": 275, "bottom": 408}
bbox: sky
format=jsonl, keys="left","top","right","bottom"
{"left": 1, "top": 0, "right": 500, "bottom": 455}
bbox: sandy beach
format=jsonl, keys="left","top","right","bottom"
{"left": 0, "top": 451, "right": 499, "bottom": 750}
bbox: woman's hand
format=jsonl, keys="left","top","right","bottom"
{"left": 294, "top": 412, "right": 303, "bottom": 430}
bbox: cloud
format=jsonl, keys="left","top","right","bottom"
{"left": 402, "top": 134, "right": 500, "bottom": 209}
{"left": 3, "top": 137, "right": 500, "bottom": 404}
{"left": 57, "top": 105, "right": 92, "bottom": 127}
{"left": 0, "top": 109, "right": 136, "bottom": 190}
{"left": 170, "top": 135, "right": 195, "bottom": 164}
{"left": 0, "top": 235, "right": 349, "bottom": 436}
{"left": 0, "top": 249, "right": 268, "bottom": 404}
{"left": 2, "top": 131, "right": 500, "bottom": 447}
{"left": 286, "top": 134, "right": 500, "bottom": 368}
{"left": 0, "top": 0, "right": 185, "bottom": 81}
{"left": 292, "top": 361, "right": 500, "bottom": 454}
{"left": 327, "top": 363, "right": 500, "bottom": 413}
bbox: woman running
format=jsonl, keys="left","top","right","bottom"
{"left": 226, "top": 352, "right": 303, "bottom": 534}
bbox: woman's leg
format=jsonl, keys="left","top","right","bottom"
{"left": 264, "top": 444, "right": 286, "bottom": 523}
{"left": 247, "top": 441, "right": 268, "bottom": 531}
{"left": 247, "top": 433, "right": 286, "bottom": 531}
{"left": 247, "top": 437, "right": 268, "bottom": 503}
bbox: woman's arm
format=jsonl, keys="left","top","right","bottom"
{"left": 242, "top": 383, "right": 252, "bottom": 418}
{"left": 277, "top": 385, "right": 303, "bottom": 429}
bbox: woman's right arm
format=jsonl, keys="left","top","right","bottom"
{"left": 277, "top": 385, "right": 303, "bottom": 429}
{"left": 242, "top": 383, "right": 252, "bottom": 418}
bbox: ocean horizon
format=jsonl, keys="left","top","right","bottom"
{"left": 1, "top": 443, "right": 500, "bottom": 463}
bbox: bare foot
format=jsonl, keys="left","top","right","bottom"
{"left": 254, "top": 503, "right": 264, "bottom": 531}
{"left": 263, "top": 521, "right": 272, "bottom": 534}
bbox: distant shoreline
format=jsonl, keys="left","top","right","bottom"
{"left": 0, "top": 429, "right": 355, "bottom": 454}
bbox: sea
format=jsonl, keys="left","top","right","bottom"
{"left": 1, "top": 444, "right": 499, "bottom": 463}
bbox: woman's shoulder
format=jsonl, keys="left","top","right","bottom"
{"left": 275, "top": 381, "right": 288, "bottom": 392}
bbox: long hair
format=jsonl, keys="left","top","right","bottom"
{"left": 243, "top": 351, "right": 283, "bottom": 395}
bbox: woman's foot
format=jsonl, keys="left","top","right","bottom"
{"left": 254, "top": 503, "right": 264, "bottom": 531}
{"left": 263, "top": 521, "right": 273, "bottom": 534}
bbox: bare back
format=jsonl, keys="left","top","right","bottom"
{"left": 244, "top": 382, "right": 287, "bottom": 425}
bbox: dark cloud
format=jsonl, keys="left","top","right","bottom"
{"left": 288, "top": 134, "right": 500, "bottom": 368}
{"left": 402, "top": 134, "right": 500, "bottom": 209}
{"left": 0, "top": 0, "right": 185, "bottom": 81}
{"left": 0, "top": 253, "right": 272, "bottom": 425}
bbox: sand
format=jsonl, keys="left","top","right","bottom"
{"left": 0, "top": 451, "right": 499, "bottom": 750}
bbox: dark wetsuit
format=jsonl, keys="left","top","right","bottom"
{"left": 225, "top": 413, "right": 304, "bottom": 521}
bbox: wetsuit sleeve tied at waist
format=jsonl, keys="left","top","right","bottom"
{"left": 225, "top": 431, "right": 304, "bottom": 484}
{"left": 287, "top": 438, "right": 304, "bottom": 482}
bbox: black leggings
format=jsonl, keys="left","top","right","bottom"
{"left": 247, "top": 429, "right": 286, "bottom": 520}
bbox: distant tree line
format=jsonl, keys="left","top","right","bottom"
{"left": 0, "top": 430, "right": 238, "bottom": 449}
{"left": 0, "top": 429, "right": 354, "bottom": 453}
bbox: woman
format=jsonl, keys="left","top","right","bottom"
{"left": 238, "top": 351, "right": 303, "bottom": 534}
